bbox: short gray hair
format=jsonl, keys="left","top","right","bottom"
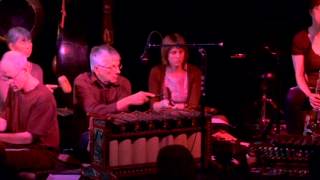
{"left": 89, "top": 44, "right": 120, "bottom": 71}
{"left": 6, "top": 26, "right": 31, "bottom": 44}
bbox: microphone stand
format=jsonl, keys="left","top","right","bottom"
{"left": 198, "top": 48, "right": 210, "bottom": 170}
{"left": 147, "top": 42, "right": 224, "bottom": 48}
{"left": 145, "top": 31, "right": 163, "bottom": 45}
{"left": 199, "top": 48, "right": 208, "bottom": 114}
{"left": 140, "top": 31, "right": 163, "bottom": 63}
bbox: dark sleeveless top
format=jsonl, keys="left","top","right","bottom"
{"left": 292, "top": 30, "right": 320, "bottom": 87}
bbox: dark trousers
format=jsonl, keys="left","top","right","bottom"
{"left": 76, "top": 131, "right": 90, "bottom": 162}
{"left": 284, "top": 87, "right": 311, "bottom": 135}
{"left": 0, "top": 145, "right": 57, "bottom": 179}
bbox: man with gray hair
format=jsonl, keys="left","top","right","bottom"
{"left": 74, "top": 44, "right": 154, "bottom": 161}
{"left": 0, "top": 50, "right": 59, "bottom": 178}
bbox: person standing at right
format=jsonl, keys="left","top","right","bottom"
{"left": 285, "top": 0, "right": 320, "bottom": 134}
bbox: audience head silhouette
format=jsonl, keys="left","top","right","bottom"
{"left": 157, "top": 145, "right": 196, "bottom": 180}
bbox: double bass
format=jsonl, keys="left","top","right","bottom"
{"left": 53, "top": 0, "right": 114, "bottom": 83}
{"left": 0, "top": 0, "right": 43, "bottom": 56}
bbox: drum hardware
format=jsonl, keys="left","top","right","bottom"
{"left": 230, "top": 53, "right": 247, "bottom": 59}
{"left": 304, "top": 109, "right": 320, "bottom": 136}
{"left": 247, "top": 135, "right": 320, "bottom": 178}
{"left": 256, "top": 72, "right": 284, "bottom": 140}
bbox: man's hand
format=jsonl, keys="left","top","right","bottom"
{"left": 116, "top": 91, "right": 155, "bottom": 111}
{"left": 128, "top": 91, "right": 155, "bottom": 105}
{"left": 152, "top": 99, "right": 173, "bottom": 111}
{"left": 172, "top": 103, "right": 186, "bottom": 110}
{"left": 0, "top": 131, "right": 32, "bottom": 144}
{"left": 45, "top": 84, "right": 58, "bottom": 93}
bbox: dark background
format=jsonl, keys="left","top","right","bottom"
{"left": 0, "top": 0, "right": 312, "bottom": 129}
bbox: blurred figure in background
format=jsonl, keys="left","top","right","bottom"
{"left": 0, "top": 26, "right": 45, "bottom": 110}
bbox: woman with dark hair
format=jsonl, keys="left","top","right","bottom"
{"left": 147, "top": 33, "right": 203, "bottom": 159}
{"left": 148, "top": 33, "right": 202, "bottom": 111}
{"left": 285, "top": 0, "right": 320, "bottom": 134}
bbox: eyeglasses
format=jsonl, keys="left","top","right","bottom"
{"left": 1, "top": 69, "right": 23, "bottom": 81}
{"left": 17, "top": 37, "right": 32, "bottom": 44}
{"left": 97, "top": 64, "right": 122, "bottom": 71}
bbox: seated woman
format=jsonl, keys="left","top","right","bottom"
{"left": 148, "top": 33, "right": 201, "bottom": 111}
{"left": 148, "top": 33, "right": 233, "bottom": 159}
{"left": 148, "top": 33, "right": 229, "bottom": 120}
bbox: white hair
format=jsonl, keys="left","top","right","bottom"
{"left": 89, "top": 44, "right": 120, "bottom": 71}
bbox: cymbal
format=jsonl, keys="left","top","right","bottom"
{"left": 260, "top": 72, "right": 275, "bottom": 80}
{"left": 230, "top": 53, "right": 247, "bottom": 59}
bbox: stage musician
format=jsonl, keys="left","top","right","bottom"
{"left": 285, "top": 0, "right": 320, "bottom": 135}
{"left": 0, "top": 26, "right": 45, "bottom": 110}
{"left": 73, "top": 44, "right": 154, "bottom": 163}
{"left": 0, "top": 51, "right": 59, "bottom": 178}
{"left": 148, "top": 33, "right": 230, "bottom": 158}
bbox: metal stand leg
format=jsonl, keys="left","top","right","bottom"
{"left": 258, "top": 94, "right": 284, "bottom": 139}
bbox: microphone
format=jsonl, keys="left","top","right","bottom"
{"left": 198, "top": 48, "right": 207, "bottom": 57}
{"left": 140, "top": 31, "right": 163, "bottom": 63}
{"left": 58, "top": 75, "right": 72, "bottom": 93}
{"left": 140, "top": 44, "right": 150, "bottom": 63}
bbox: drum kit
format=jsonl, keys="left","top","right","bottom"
{"left": 230, "top": 44, "right": 286, "bottom": 139}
